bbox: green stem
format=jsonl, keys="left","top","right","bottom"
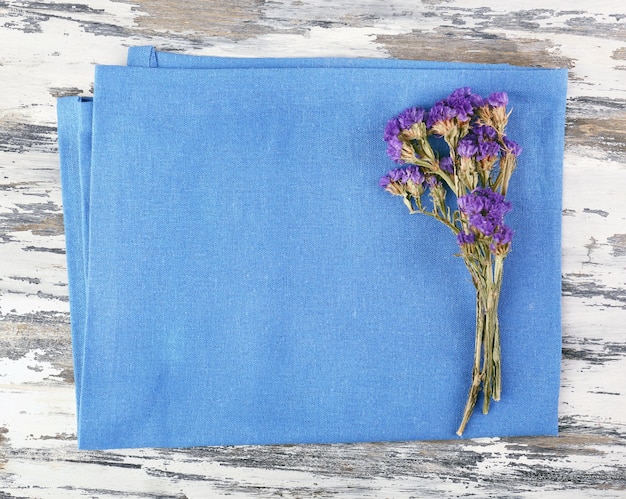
{"left": 456, "top": 286, "right": 485, "bottom": 436}
{"left": 437, "top": 170, "right": 458, "bottom": 196}
{"left": 457, "top": 251, "right": 505, "bottom": 435}
{"left": 412, "top": 201, "right": 458, "bottom": 233}
{"left": 492, "top": 254, "right": 504, "bottom": 400}
{"left": 482, "top": 253, "right": 503, "bottom": 413}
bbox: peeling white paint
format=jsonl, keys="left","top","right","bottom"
{"left": 1, "top": 0, "right": 625, "bottom": 496}
{"left": 190, "top": 26, "right": 386, "bottom": 58}
{"left": 0, "top": 349, "right": 63, "bottom": 384}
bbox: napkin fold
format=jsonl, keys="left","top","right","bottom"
{"left": 58, "top": 47, "right": 567, "bottom": 450}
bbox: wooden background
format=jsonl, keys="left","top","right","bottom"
{"left": 1, "top": 0, "right": 625, "bottom": 497}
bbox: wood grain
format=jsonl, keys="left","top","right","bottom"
{"left": 1, "top": 0, "right": 625, "bottom": 496}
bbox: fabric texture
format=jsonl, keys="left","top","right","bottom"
{"left": 57, "top": 47, "right": 568, "bottom": 450}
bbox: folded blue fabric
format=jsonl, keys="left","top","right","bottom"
{"left": 58, "top": 47, "right": 567, "bottom": 450}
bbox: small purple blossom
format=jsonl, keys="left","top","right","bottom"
{"left": 457, "top": 188, "right": 512, "bottom": 240}
{"left": 378, "top": 175, "right": 391, "bottom": 189}
{"left": 457, "top": 231, "right": 476, "bottom": 246}
{"left": 426, "top": 88, "right": 482, "bottom": 128}
{"left": 470, "top": 94, "right": 484, "bottom": 108}
{"left": 387, "top": 168, "right": 404, "bottom": 182}
{"left": 386, "top": 136, "right": 404, "bottom": 163}
{"left": 477, "top": 140, "right": 500, "bottom": 161}
{"left": 475, "top": 125, "right": 497, "bottom": 140}
{"left": 426, "top": 101, "right": 456, "bottom": 127}
{"left": 425, "top": 176, "right": 439, "bottom": 189}
{"left": 397, "top": 107, "right": 426, "bottom": 130}
{"left": 384, "top": 117, "right": 401, "bottom": 142}
{"left": 446, "top": 87, "right": 475, "bottom": 122}
{"left": 502, "top": 137, "right": 522, "bottom": 157}
{"left": 439, "top": 156, "right": 454, "bottom": 174}
{"left": 458, "top": 126, "right": 499, "bottom": 161}
{"left": 493, "top": 225, "right": 514, "bottom": 245}
{"left": 403, "top": 165, "right": 425, "bottom": 185}
{"left": 475, "top": 126, "right": 500, "bottom": 160}
{"left": 379, "top": 166, "right": 425, "bottom": 190}
{"left": 384, "top": 108, "right": 427, "bottom": 163}
{"left": 457, "top": 137, "right": 479, "bottom": 158}
{"left": 486, "top": 92, "right": 509, "bottom": 108}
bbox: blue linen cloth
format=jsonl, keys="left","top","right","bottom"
{"left": 57, "top": 47, "right": 567, "bottom": 450}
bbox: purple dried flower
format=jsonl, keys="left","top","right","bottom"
{"left": 403, "top": 165, "right": 425, "bottom": 185}
{"left": 470, "top": 215, "right": 497, "bottom": 235}
{"left": 456, "top": 125, "right": 498, "bottom": 160}
{"left": 426, "top": 101, "right": 456, "bottom": 128}
{"left": 502, "top": 137, "right": 522, "bottom": 157}
{"left": 427, "top": 88, "right": 482, "bottom": 128}
{"left": 457, "top": 137, "right": 479, "bottom": 158}
{"left": 425, "top": 175, "right": 439, "bottom": 189}
{"left": 387, "top": 168, "right": 404, "bottom": 182}
{"left": 397, "top": 107, "right": 426, "bottom": 130}
{"left": 386, "top": 136, "right": 404, "bottom": 163}
{"left": 380, "top": 166, "right": 425, "bottom": 190}
{"left": 458, "top": 125, "right": 499, "bottom": 161}
{"left": 458, "top": 187, "right": 512, "bottom": 239}
{"left": 475, "top": 125, "right": 497, "bottom": 140}
{"left": 470, "top": 94, "right": 484, "bottom": 108}
{"left": 384, "top": 117, "right": 401, "bottom": 142}
{"left": 493, "top": 224, "right": 514, "bottom": 245}
{"left": 477, "top": 140, "right": 501, "bottom": 161}
{"left": 446, "top": 87, "right": 475, "bottom": 122}
{"left": 487, "top": 92, "right": 508, "bottom": 108}
{"left": 439, "top": 157, "right": 454, "bottom": 174}
{"left": 379, "top": 175, "right": 391, "bottom": 189}
{"left": 457, "top": 231, "right": 476, "bottom": 246}
{"left": 379, "top": 168, "right": 405, "bottom": 193}
{"left": 380, "top": 165, "right": 425, "bottom": 187}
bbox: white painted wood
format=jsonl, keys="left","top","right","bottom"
{"left": 1, "top": 0, "right": 625, "bottom": 496}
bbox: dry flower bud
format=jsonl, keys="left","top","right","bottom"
{"left": 491, "top": 106, "right": 509, "bottom": 131}
{"left": 493, "top": 242, "right": 511, "bottom": 256}
{"left": 430, "top": 119, "right": 456, "bottom": 137}
{"left": 385, "top": 181, "right": 405, "bottom": 196}
{"left": 400, "top": 142, "right": 418, "bottom": 163}
{"left": 406, "top": 180, "right": 424, "bottom": 198}
{"left": 480, "top": 157, "right": 497, "bottom": 172}
{"left": 400, "top": 122, "right": 425, "bottom": 141}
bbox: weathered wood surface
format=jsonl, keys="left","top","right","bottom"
{"left": 1, "top": 0, "right": 625, "bottom": 496}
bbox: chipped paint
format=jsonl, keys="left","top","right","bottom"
{"left": 567, "top": 117, "right": 626, "bottom": 159}
{"left": 0, "top": 349, "right": 63, "bottom": 384}
{"left": 130, "top": 0, "right": 274, "bottom": 41}
{"left": 376, "top": 27, "right": 573, "bottom": 67}
{"left": 0, "top": 0, "right": 625, "bottom": 496}
{"left": 607, "top": 233, "right": 626, "bottom": 257}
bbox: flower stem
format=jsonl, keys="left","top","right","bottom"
{"left": 456, "top": 252, "right": 505, "bottom": 435}
{"left": 456, "top": 288, "right": 485, "bottom": 436}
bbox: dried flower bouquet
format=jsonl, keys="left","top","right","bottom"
{"left": 379, "top": 88, "right": 522, "bottom": 435}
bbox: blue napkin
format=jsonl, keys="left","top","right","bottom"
{"left": 58, "top": 47, "right": 567, "bottom": 450}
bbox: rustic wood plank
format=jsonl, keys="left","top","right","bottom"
{"left": 1, "top": 0, "right": 625, "bottom": 496}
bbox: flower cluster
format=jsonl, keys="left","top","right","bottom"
{"left": 426, "top": 87, "right": 481, "bottom": 131}
{"left": 457, "top": 125, "right": 500, "bottom": 161}
{"left": 379, "top": 88, "right": 522, "bottom": 436}
{"left": 383, "top": 107, "right": 427, "bottom": 163}
{"left": 457, "top": 187, "right": 513, "bottom": 251}
{"left": 381, "top": 87, "right": 521, "bottom": 254}
{"left": 379, "top": 166, "right": 424, "bottom": 189}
